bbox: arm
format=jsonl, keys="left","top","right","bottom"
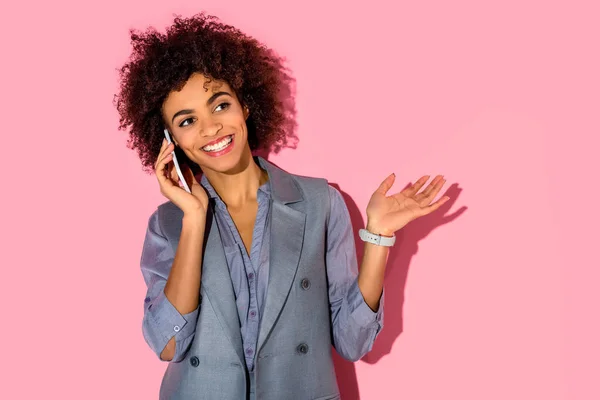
{"left": 357, "top": 225, "right": 389, "bottom": 312}
{"left": 140, "top": 209, "right": 206, "bottom": 362}
{"left": 326, "top": 186, "right": 385, "bottom": 362}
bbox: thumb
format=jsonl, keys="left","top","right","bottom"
{"left": 376, "top": 173, "right": 395, "bottom": 195}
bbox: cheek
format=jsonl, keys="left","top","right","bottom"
{"left": 177, "top": 136, "right": 197, "bottom": 153}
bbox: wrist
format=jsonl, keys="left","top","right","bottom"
{"left": 183, "top": 212, "right": 206, "bottom": 227}
{"left": 366, "top": 221, "right": 394, "bottom": 237}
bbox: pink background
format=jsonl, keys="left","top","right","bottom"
{"left": 2, "top": 0, "right": 598, "bottom": 399}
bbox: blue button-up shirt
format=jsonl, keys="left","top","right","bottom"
{"left": 140, "top": 169, "right": 384, "bottom": 366}
{"left": 200, "top": 173, "right": 271, "bottom": 371}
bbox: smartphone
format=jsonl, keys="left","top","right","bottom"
{"left": 163, "top": 128, "right": 192, "bottom": 193}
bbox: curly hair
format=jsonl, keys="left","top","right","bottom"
{"left": 114, "top": 12, "right": 297, "bottom": 174}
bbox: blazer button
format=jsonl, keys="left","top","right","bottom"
{"left": 190, "top": 356, "right": 199, "bottom": 367}
{"left": 297, "top": 343, "right": 309, "bottom": 354}
{"left": 300, "top": 278, "right": 311, "bottom": 290}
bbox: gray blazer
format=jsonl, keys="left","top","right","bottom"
{"left": 150, "top": 160, "right": 380, "bottom": 399}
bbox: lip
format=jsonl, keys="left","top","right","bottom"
{"left": 202, "top": 134, "right": 234, "bottom": 148}
{"left": 201, "top": 134, "right": 235, "bottom": 158}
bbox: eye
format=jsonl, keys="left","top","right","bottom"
{"left": 214, "top": 102, "right": 230, "bottom": 112}
{"left": 179, "top": 117, "right": 195, "bottom": 128}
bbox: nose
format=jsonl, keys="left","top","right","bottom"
{"left": 200, "top": 119, "right": 223, "bottom": 137}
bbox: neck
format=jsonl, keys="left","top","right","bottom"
{"left": 202, "top": 154, "right": 269, "bottom": 208}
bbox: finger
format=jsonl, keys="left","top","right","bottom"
{"left": 167, "top": 158, "right": 179, "bottom": 183}
{"left": 154, "top": 139, "right": 168, "bottom": 169}
{"left": 376, "top": 173, "right": 396, "bottom": 195}
{"left": 154, "top": 142, "right": 174, "bottom": 171}
{"left": 419, "top": 175, "right": 444, "bottom": 201}
{"left": 424, "top": 177, "right": 447, "bottom": 205}
{"left": 402, "top": 175, "right": 430, "bottom": 197}
{"left": 420, "top": 195, "right": 450, "bottom": 215}
{"left": 155, "top": 152, "right": 174, "bottom": 185}
{"left": 156, "top": 149, "right": 175, "bottom": 177}
{"left": 160, "top": 144, "right": 175, "bottom": 164}
{"left": 158, "top": 153, "right": 173, "bottom": 178}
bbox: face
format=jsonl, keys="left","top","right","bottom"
{"left": 161, "top": 73, "right": 251, "bottom": 174}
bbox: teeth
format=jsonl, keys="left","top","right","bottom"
{"left": 202, "top": 135, "right": 232, "bottom": 152}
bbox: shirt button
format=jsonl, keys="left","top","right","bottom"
{"left": 296, "top": 343, "right": 309, "bottom": 354}
{"left": 190, "top": 356, "right": 199, "bottom": 367}
{"left": 248, "top": 272, "right": 255, "bottom": 280}
{"left": 173, "top": 325, "right": 180, "bottom": 332}
{"left": 300, "top": 278, "right": 311, "bottom": 290}
{"left": 250, "top": 310, "right": 257, "bottom": 318}
{"left": 144, "top": 297, "right": 151, "bottom": 303}
{"left": 246, "top": 348, "right": 254, "bottom": 355}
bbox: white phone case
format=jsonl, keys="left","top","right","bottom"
{"left": 163, "top": 129, "right": 192, "bottom": 193}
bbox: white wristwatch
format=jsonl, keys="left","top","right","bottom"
{"left": 358, "top": 228, "right": 396, "bottom": 247}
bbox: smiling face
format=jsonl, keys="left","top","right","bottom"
{"left": 161, "top": 73, "right": 252, "bottom": 174}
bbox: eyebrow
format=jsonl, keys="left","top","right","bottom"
{"left": 170, "top": 91, "right": 232, "bottom": 123}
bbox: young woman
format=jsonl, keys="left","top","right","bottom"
{"left": 115, "top": 12, "right": 449, "bottom": 400}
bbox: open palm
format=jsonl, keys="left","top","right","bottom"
{"left": 366, "top": 173, "right": 449, "bottom": 236}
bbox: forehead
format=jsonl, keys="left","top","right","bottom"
{"left": 163, "top": 73, "right": 232, "bottom": 109}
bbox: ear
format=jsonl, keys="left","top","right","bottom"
{"left": 169, "top": 131, "right": 179, "bottom": 147}
{"left": 243, "top": 105, "right": 250, "bottom": 120}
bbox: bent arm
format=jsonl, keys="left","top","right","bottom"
{"left": 141, "top": 209, "right": 206, "bottom": 362}
{"left": 326, "top": 186, "right": 385, "bottom": 362}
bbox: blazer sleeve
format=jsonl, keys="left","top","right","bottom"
{"left": 139, "top": 208, "right": 200, "bottom": 362}
{"left": 325, "top": 185, "right": 384, "bottom": 362}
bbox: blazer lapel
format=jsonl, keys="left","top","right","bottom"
{"left": 256, "top": 157, "right": 306, "bottom": 353}
{"left": 257, "top": 202, "right": 306, "bottom": 353}
{"left": 201, "top": 208, "right": 245, "bottom": 364}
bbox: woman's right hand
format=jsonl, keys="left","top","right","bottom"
{"left": 154, "top": 138, "right": 209, "bottom": 216}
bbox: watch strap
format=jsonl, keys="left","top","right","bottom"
{"left": 358, "top": 228, "right": 396, "bottom": 247}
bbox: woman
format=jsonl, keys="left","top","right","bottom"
{"left": 115, "top": 12, "right": 449, "bottom": 400}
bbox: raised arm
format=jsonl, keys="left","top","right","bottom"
{"left": 326, "top": 186, "right": 384, "bottom": 362}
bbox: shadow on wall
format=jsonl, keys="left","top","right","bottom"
{"left": 329, "top": 181, "right": 466, "bottom": 400}
{"left": 252, "top": 48, "right": 469, "bottom": 399}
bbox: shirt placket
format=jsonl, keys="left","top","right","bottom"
{"left": 223, "top": 190, "right": 269, "bottom": 371}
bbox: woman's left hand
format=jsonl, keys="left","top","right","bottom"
{"left": 366, "top": 173, "right": 450, "bottom": 236}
